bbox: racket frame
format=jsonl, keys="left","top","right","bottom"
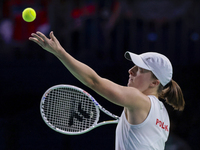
{"left": 40, "top": 84, "right": 119, "bottom": 135}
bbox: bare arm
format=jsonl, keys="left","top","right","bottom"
{"left": 29, "top": 31, "right": 149, "bottom": 109}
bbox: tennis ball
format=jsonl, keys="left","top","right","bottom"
{"left": 22, "top": 8, "right": 36, "bottom": 22}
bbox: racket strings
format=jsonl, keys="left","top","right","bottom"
{"left": 42, "top": 87, "right": 98, "bottom": 133}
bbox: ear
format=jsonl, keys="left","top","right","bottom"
{"left": 150, "top": 79, "right": 160, "bottom": 88}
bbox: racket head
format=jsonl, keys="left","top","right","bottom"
{"left": 40, "top": 84, "right": 100, "bottom": 135}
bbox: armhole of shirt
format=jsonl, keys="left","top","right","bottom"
{"left": 122, "top": 95, "right": 154, "bottom": 129}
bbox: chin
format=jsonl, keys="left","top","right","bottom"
{"left": 127, "top": 83, "right": 134, "bottom": 87}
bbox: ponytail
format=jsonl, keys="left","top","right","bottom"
{"left": 158, "top": 80, "right": 185, "bottom": 111}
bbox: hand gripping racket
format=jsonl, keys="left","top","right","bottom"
{"left": 40, "top": 84, "right": 120, "bottom": 135}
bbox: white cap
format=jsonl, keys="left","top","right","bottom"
{"left": 124, "top": 51, "right": 173, "bottom": 86}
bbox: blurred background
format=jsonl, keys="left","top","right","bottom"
{"left": 0, "top": 0, "right": 199, "bottom": 149}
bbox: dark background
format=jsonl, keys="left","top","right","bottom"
{"left": 0, "top": 0, "right": 199, "bottom": 149}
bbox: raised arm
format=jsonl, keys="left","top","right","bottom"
{"left": 29, "top": 31, "right": 104, "bottom": 91}
{"left": 29, "top": 31, "right": 149, "bottom": 110}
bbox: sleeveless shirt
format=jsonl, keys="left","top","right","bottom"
{"left": 115, "top": 95, "right": 170, "bottom": 150}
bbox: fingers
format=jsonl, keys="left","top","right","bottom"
{"left": 29, "top": 34, "right": 45, "bottom": 48}
{"left": 29, "top": 36, "right": 43, "bottom": 47}
{"left": 49, "top": 31, "right": 54, "bottom": 40}
{"left": 50, "top": 31, "right": 58, "bottom": 43}
{"left": 36, "top": 31, "right": 48, "bottom": 42}
{"left": 29, "top": 31, "right": 48, "bottom": 42}
{"left": 30, "top": 33, "right": 44, "bottom": 42}
{"left": 29, "top": 31, "right": 50, "bottom": 47}
{"left": 29, "top": 31, "right": 57, "bottom": 49}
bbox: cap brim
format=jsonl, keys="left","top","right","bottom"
{"left": 124, "top": 51, "right": 150, "bottom": 70}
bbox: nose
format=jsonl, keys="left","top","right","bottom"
{"left": 128, "top": 69, "right": 132, "bottom": 75}
{"left": 128, "top": 67, "right": 136, "bottom": 76}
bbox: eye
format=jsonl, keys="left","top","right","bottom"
{"left": 139, "top": 67, "right": 143, "bottom": 72}
{"left": 139, "top": 67, "right": 147, "bottom": 73}
{"left": 139, "top": 67, "right": 150, "bottom": 73}
{"left": 135, "top": 66, "right": 139, "bottom": 72}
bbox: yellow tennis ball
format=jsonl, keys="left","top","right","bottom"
{"left": 22, "top": 8, "right": 36, "bottom": 22}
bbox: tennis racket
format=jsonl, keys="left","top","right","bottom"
{"left": 40, "top": 84, "right": 120, "bottom": 135}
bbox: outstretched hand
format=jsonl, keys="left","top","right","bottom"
{"left": 29, "top": 31, "right": 64, "bottom": 56}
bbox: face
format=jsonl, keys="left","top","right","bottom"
{"left": 128, "top": 66, "right": 155, "bottom": 92}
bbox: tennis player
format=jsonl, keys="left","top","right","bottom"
{"left": 29, "top": 31, "right": 185, "bottom": 150}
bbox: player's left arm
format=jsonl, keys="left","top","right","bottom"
{"left": 29, "top": 31, "right": 148, "bottom": 109}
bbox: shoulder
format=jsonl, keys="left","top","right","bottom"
{"left": 124, "top": 87, "right": 151, "bottom": 110}
{"left": 90, "top": 77, "right": 151, "bottom": 111}
{"left": 123, "top": 89, "right": 151, "bottom": 125}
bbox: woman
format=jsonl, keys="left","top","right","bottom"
{"left": 29, "top": 31, "right": 185, "bottom": 150}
